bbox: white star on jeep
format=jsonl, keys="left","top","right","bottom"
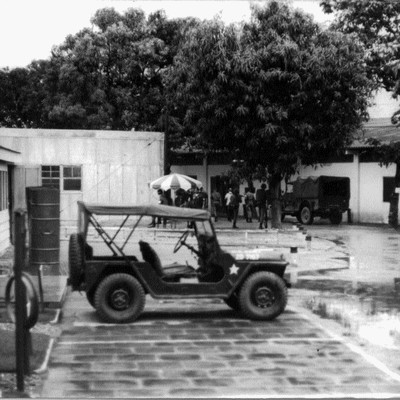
{"left": 230, "top": 264, "right": 239, "bottom": 275}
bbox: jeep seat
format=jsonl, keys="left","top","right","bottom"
{"left": 139, "top": 240, "right": 196, "bottom": 281}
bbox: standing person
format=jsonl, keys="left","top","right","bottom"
{"left": 231, "top": 189, "right": 241, "bottom": 229}
{"left": 210, "top": 188, "right": 222, "bottom": 222}
{"left": 198, "top": 187, "right": 208, "bottom": 209}
{"left": 174, "top": 189, "right": 185, "bottom": 207}
{"left": 244, "top": 187, "right": 256, "bottom": 223}
{"left": 192, "top": 187, "right": 203, "bottom": 209}
{"left": 256, "top": 183, "right": 267, "bottom": 229}
{"left": 224, "top": 188, "right": 233, "bottom": 221}
{"left": 148, "top": 189, "right": 169, "bottom": 227}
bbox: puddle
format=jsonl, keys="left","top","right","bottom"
{"left": 303, "top": 287, "right": 400, "bottom": 349}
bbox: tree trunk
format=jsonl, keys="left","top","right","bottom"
{"left": 269, "top": 177, "right": 282, "bottom": 229}
{"left": 388, "top": 161, "right": 400, "bottom": 228}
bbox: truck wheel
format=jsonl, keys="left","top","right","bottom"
{"left": 299, "top": 205, "right": 314, "bottom": 225}
{"left": 224, "top": 293, "right": 240, "bottom": 310}
{"left": 329, "top": 210, "right": 342, "bottom": 225}
{"left": 94, "top": 273, "right": 145, "bottom": 323}
{"left": 68, "top": 233, "right": 85, "bottom": 290}
{"left": 238, "top": 271, "right": 288, "bottom": 320}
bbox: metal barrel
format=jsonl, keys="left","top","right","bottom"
{"left": 26, "top": 187, "right": 60, "bottom": 273}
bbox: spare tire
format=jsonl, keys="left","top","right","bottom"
{"left": 68, "top": 233, "right": 85, "bottom": 290}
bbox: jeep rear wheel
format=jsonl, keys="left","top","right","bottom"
{"left": 238, "top": 271, "right": 288, "bottom": 320}
{"left": 68, "top": 233, "right": 85, "bottom": 290}
{"left": 94, "top": 273, "right": 145, "bottom": 323}
{"left": 299, "top": 205, "right": 314, "bottom": 225}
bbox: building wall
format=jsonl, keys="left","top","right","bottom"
{"left": 0, "top": 163, "right": 10, "bottom": 252}
{"left": 0, "top": 129, "right": 165, "bottom": 227}
{"left": 359, "top": 162, "right": 394, "bottom": 223}
{"left": 173, "top": 158, "right": 396, "bottom": 224}
{"left": 292, "top": 160, "right": 395, "bottom": 224}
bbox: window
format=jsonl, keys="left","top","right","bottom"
{"left": 63, "top": 166, "right": 82, "bottom": 191}
{"left": 41, "top": 165, "right": 82, "bottom": 191}
{"left": 383, "top": 177, "right": 396, "bottom": 203}
{"left": 41, "top": 165, "right": 60, "bottom": 189}
{"left": 0, "top": 171, "right": 8, "bottom": 211}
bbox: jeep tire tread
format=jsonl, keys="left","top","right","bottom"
{"left": 94, "top": 273, "right": 145, "bottom": 323}
{"left": 68, "top": 233, "right": 85, "bottom": 289}
{"left": 238, "top": 271, "right": 288, "bottom": 320}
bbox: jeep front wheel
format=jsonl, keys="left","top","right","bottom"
{"left": 94, "top": 273, "right": 145, "bottom": 323}
{"left": 299, "top": 205, "right": 314, "bottom": 225}
{"left": 238, "top": 271, "right": 288, "bottom": 320}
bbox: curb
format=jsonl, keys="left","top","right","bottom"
{"left": 33, "top": 338, "right": 55, "bottom": 375}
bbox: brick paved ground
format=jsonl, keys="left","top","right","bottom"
{"left": 39, "top": 293, "right": 400, "bottom": 398}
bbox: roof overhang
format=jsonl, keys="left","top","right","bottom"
{"left": 0, "top": 145, "right": 21, "bottom": 164}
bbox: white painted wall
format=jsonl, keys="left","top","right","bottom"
{"left": 0, "top": 163, "right": 10, "bottom": 253}
{"left": 299, "top": 160, "right": 395, "bottom": 224}
{"left": 173, "top": 158, "right": 396, "bottom": 224}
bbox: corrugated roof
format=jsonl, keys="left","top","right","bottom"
{"left": 348, "top": 118, "right": 400, "bottom": 149}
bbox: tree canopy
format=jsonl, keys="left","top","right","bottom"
{"left": 0, "top": 8, "right": 198, "bottom": 130}
{"left": 165, "top": 1, "right": 374, "bottom": 205}
{"left": 321, "top": 0, "right": 400, "bottom": 120}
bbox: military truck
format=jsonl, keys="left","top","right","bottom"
{"left": 281, "top": 175, "right": 350, "bottom": 225}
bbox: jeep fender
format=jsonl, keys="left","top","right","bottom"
{"left": 228, "top": 260, "right": 289, "bottom": 297}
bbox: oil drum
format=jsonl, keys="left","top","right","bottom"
{"left": 26, "top": 187, "right": 60, "bottom": 272}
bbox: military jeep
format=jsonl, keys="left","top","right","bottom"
{"left": 281, "top": 175, "right": 350, "bottom": 225}
{"left": 68, "top": 201, "right": 290, "bottom": 323}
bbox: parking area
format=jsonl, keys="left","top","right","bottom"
{"left": 39, "top": 290, "right": 400, "bottom": 398}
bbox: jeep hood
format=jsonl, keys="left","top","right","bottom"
{"left": 231, "top": 248, "right": 285, "bottom": 261}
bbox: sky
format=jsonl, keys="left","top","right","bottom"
{"left": 0, "top": 0, "right": 332, "bottom": 69}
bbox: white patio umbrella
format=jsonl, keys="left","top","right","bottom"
{"left": 150, "top": 173, "right": 202, "bottom": 191}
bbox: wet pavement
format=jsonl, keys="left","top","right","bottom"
{"left": 4, "top": 217, "right": 400, "bottom": 397}
{"left": 40, "top": 294, "right": 400, "bottom": 398}
{"left": 35, "top": 219, "right": 400, "bottom": 398}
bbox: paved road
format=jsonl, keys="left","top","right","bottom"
{"left": 40, "top": 291, "right": 400, "bottom": 398}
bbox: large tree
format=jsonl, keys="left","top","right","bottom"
{"left": 0, "top": 60, "right": 50, "bottom": 128}
{"left": 321, "top": 0, "right": 400, "bottom": 226}
{"left": 165, "top": 0, "right": 374, "bottom": 227}
{"left": 0, "top": 8, "right": 198, "bottom": 131}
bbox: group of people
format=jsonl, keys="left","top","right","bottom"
{"left": 174, "top": 187, "right": 208, "bottom": 210}
{"left": 148, "top": 186, "right": 209, "bottom": 228}
{"left": 210, "top": 183, "right": 271, "bottom": 229}
{"left": 150, "top": 183, "right": 270, "bottom": 229}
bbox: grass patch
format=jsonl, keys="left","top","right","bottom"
{"left": 0, "top": 329, "right": 50, "bottom": 372}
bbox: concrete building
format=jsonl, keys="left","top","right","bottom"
{"left": 0, "top": 128, "right": 164, "bottom": 254}
{"left": 0, "top": 145, "right": 21, "bottom": 253}
{"left": 171, "top": 118, "right": 400, "bottom": 225}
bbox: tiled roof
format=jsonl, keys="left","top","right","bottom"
{"left": 349, "top": 118, "right": 400, "bottom": 149}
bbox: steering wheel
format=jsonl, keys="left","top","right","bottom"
{"left": 174, "top": 230, "right": 190, "bottom": 253}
